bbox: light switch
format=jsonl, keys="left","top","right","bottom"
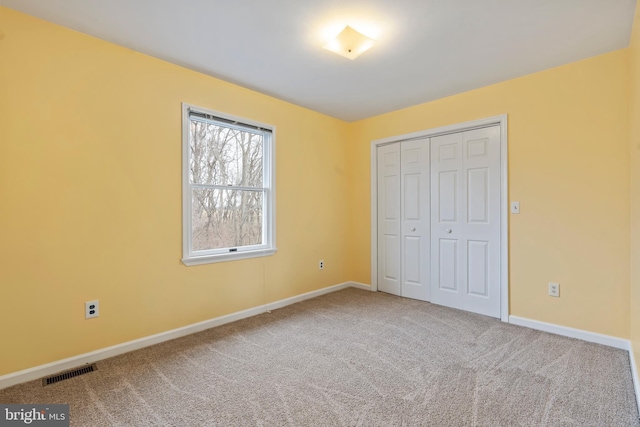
{"left": 511, "top": 201, "right": 520, "bottom": 214}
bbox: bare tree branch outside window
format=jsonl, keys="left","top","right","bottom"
{"left": 189, "top": 118, "right": 265, "bottom": 251}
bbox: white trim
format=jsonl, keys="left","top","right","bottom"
{"left": 510, "top": 315, "right": 640, "bottom": 412}
{"left": 508, "top": 316, "right": 629, "bottom": 349}
{"left": 372, "top": 116, "right": 505, "bottom": 146}
{"left": 0, "top": 281, "right": 365, "bottom": 390}
{"left": 182, "top": 102, "right": 191, "bottom": 262}
{"left": 510, "top": 316, "right": 640, "bottom": 413}
{"left": 370, "top": 142, "right": 378, "bottom": 291}
{"left": 182, "top": 248, "right": 278, "bottom": 266}
{"left": 181, "top": 102, "right": 277, "bottom": 266}
{"left": 499, "top": 118, "right": 509, "bottom": 322}
{"left": 370, "top": 115, "right": 509, "bottom": 321}
{"left": 628, "top": 342, "right": 640, "bottom": 415}
{"left": 347, "top": 281, "right": 371, "bottom": 291}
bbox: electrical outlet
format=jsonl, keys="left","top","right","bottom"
{"left": 548, "top": 283, "right": 560, "bottom": 297}
{"left": 85, "top": 300, "right": 99, "bottom": 319}
{"left": 319, "top": 260, "right": 324, "bottom": 270}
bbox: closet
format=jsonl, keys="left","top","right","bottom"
{"left": 375, "top": 124, "right": 502, "bottom": 318}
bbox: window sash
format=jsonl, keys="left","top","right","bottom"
{"left": 189, "top": 111, "right": 271, "bottom": 133}
{"left": 190, "top": 186, "right": 267, "bottom": 254}
{"left": 182, "top": 103, "right": 276, "bottom": 265}
{"left": 188, "top": 117, "right": 266, "bottom": 188}
{"left": 190, "top": 184, "right": 267, "bottom": 191}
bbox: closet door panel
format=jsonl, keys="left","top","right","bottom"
{"left": 400, "top": 139, "right": 430, "bottom": 301}
{"left": 430, "top": 126, "right": 501, "bottom": 318}
{"left": 430, "top": 133, "right": 464, "bottom": 309}
{"left": 461, "top": 127, "right": 501, "bottom": 317}
{"left": 377, "top": 144, "right": 401, "bottom": 296}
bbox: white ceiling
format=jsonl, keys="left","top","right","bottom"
{"left": 2, "top": 0, "right": 636, "bottom": 122}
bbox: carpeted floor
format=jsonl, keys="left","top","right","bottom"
{"left": 1, "top": 288, "right": 638, "bottom": 426}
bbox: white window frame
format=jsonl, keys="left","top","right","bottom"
{"left": 181, "top": 103, "right": 276, "bottom": 266}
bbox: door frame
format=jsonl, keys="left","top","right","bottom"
{"left": 370, "top": 114, "right": 509, "bottom": 322}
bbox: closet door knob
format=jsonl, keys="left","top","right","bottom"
{"left": 411, "top": 227, "right": 416, "bottom": 232}
{"left": 447, "top": 229, "right": 452, "bottom": 234}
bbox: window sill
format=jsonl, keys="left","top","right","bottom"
{"left": 182, "top": 248, "right": 277, "bottom": 266}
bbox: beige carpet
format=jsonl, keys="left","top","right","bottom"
{"left": 1, "top": 288, "right": 638, "bottom": 426}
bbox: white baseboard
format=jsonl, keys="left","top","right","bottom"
{"left": 0, "top": 281, "right": 366, "bottom": 390}
{"left": 508, "top": 315, "right": 629, "bottom": 349}
{"left": 262, "top": 281, "right": 367, "bottom": 311}
{"left": 347, "top": 281, "right": 371, "bottom": 291}
{"left": 628, "top": 342, "right": 640, "bottom": 416}
{"left": 5, "top": 287, "right": 636, "bottom": 413}
{"left": 509, "top": 316, "right": 640, "bottom": 414}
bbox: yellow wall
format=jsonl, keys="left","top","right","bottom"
{"left": 348, "top": 50, "right": 631, "bottom": 338}
{"left": 630, "top": 0, "right": 640, "bottom": 374}
{"left": 0, "top": 5, "right": 637, "bottom": 379}
{"left": 0, "top": 8, "right": 352, "bottom": 376}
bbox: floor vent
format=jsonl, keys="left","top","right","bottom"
{"left": 42, "top": 364, "right": 97, "bottom": 386}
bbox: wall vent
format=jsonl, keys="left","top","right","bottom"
{"left": 42, "top": 364, "right": 97, "bottom": 386}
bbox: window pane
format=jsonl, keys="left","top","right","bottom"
{"left": 189, "top": 120, "right": 263, "bottom": 187}
{"left": 192, "top": 188, "right": 263, "bottom": 251}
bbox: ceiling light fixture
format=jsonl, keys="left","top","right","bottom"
{"left": 323, "top": 25, "right": 375, "bottom": 60}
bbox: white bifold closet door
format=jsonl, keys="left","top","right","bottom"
{"left": 377, "top": 144, "right": 401, "bottom": 296}
{"left": 377, "top": 139, "right": 430, "bottom": 301}
{"left": 430, "top": 126, "right": 501, "bottom": 317}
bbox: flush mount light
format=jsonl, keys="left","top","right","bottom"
{"left": 323, "top": 25, "right": 375, "bottom": 60}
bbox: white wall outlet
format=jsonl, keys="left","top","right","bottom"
{"left": 85, "top": 300, "right": 99, "bottom": 319}
{"left": 511, "top": 201, "right": 520, "bottom": 214}
{"left": 548, "top": 283, "right": 560, "bottom": 297}
{"left": 319, "top": 260, "right": 324, "bottom": 270}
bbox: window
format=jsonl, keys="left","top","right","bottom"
{"left": 182, "top": 103, "right": 276, "bottom": 265}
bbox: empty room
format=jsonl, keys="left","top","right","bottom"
{"left": 1, "top": 0, "right": 640, "bottom": 425}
